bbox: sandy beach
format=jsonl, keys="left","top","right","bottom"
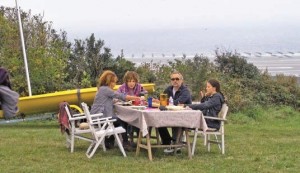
{"left": 125, "top": 53, "right": 300, "bottom": 78}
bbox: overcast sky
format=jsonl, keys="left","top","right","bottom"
{"left": 3, "top": 0, "right": 300, "bottom": 32}
{"left": 2, "top": 0, "right": 300, "bottom": 55}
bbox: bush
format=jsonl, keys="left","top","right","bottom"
{"left": 139, "top": 51, "right": 300, "bottom": 114}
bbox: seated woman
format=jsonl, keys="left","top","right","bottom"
{"left": 90, "top": 70, "right": 140, "bottom": 150}
{"left": 185, "top": 79, "right": 225, "bottom": 130}
{"left": 0, "top": 67, "right": 19, "bottom": 120}
{"left": 117, "top": 71, "right": 147, "bottom": 96}
{"left": 116, "top": 71, "right": 147, "bottom": 148}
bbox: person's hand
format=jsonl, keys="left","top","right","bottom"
{"left": 113, "top": 98, "right": 119, "bottom": 103}
{"left": 133, "top": 96, "right": 140, "bottom": 100}
{"left": 152, "top": 98, "right": 160, "bottom": 103}
{"left": 184, "top": 106, "right": 192, "bottom": 110}
{"left": 199, "top": 90, "right": 204, "bottom": 98}
{"left": 200, "top": 90, "right": 207, "bottom": 98}
{"left": 128, "top": 96, "right": 140, "bottom": 101}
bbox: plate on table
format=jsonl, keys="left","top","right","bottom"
{"left": 151, "top": 102, "right": 160, "bottom": 108}
{"left": 129, "top": 106, "right": 147, "bottom": 110}
{"left": 115, "top": 101, "right": 132, "bottom": 106}
{"left": 166, "top": 105, "right": 185, "bottom": 111}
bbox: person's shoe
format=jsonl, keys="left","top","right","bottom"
{"left": 105, "top": 136, "right": 115, "bottom": 149}
{"left": 123, "top": 141, "right": 133, "bottom": 152}
{"left": 175, "top": 147, "right": 182, "bottom": 154}
{"left": 105, "top": 139, "right": 112, "bottom": 149}
{"left": 163, "top": 147, "right": 174, "bottom": 153}
{"left": 130, "top": 141, "right": 137, "bottom": 148}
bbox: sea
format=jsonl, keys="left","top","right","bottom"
{"left": 125, "top": 54, "right": 300, "bottom": 78}
{"left": 98, "top": 25, "right": 300, "bottom": 77}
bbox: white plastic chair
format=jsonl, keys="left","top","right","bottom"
{"left": 81, "top": 102, "right": 127, "bottom": 158}
{"left": 192, "top": 103, "right": 228, "bottom": 155}
{"left": 64, "top": 103, "right": 96, "bottom": 153}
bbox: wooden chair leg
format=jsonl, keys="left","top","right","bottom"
{"left": 207, "top": 134, "right": 211, "bottom": 152}
{"left": 221, "top": 133, "right": 225, "bottom": 154}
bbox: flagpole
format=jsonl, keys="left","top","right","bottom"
{"left": 15, "top": 0, "right": 32, "bottom": 96}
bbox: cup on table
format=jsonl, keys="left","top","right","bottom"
{"left": 133, "top": 98, "right": 141, "bottom": 106}
{"left": 147, "top": 97, "right": 152, "bottom": 108}
{"left": 160, "top": 93, "right": 168, "bottom": 106}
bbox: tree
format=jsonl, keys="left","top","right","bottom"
{"left": 112, "top": 56, "right": 136, "bottom": 84}
{"left": 0, "top": 6, "right": 71, "bottom": 95}
{"left": 66, "top": 33, "right": 115, "bottom": 87}
{"left": 214, "top": 50, "right": 260, "bottom": 79}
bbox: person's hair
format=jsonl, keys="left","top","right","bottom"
{"left": 170, "top": 71, "right": 183, "bottom": 80}
{"left": 123, "top": 71, "right": 139, "bottom": 83}
{"left": 98, "top": 70, "right": 117, "bottom": 88}
{"left": 0, "top": 67, "right": 11, "bottom": 89}
{"left": 208, "top": 79, "right": 221, "bottom": 92}
{"left": 208, "top": 79, "right": 225, "bottom": 100}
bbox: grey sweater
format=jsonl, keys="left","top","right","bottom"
{"left": 0, "top": 85, "right": 19, "bottom": 119}
{"left": 90, "top": 86, "right": 126, "bottom": 117}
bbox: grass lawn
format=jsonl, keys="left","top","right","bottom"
{"left": 0, "top": 107, "right": 299, "bottom": 173}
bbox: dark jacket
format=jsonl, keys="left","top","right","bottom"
{"left": 187, "top": 92, "right": 224, "bottom": 129}
{"left": 0, "top": 68, "right": 12, "bottom": 89}
{"left": 0, "top": 68, "right": 19, "bottom": 119}
{"left": 0, "top": 85, "right": 19, "bottom": 119}
{"left": 164, "top": 84, "right": 192, "bottom": 105}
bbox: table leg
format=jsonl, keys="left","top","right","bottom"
{"left": 185, "top": 128, "right": 192, "bottom": 159}
{"left": 173, "top": 128, "right": 182, "bottom": 154}
{"left": 175, "top": 128, "right": 182, "bottom": 143}
{"left": 136, "top": 131, "right": 142, "bottom": 156}
{"left": 155, "top": 128, "right": 160, "bottom": 144}
{"left": 146, "top": 133, "right": 153, "bottom": 161}
{"left": 135, "top": 131, "right": 153, "bottom": 161}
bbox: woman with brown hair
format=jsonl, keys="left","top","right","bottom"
{"left": 116, "top": 71, "right": 147, "bottom": 149}
{"left": 90, "top": 70, "right": 140, "bottom": 117}
{"left": 117, "top": 71, "right": 147, "bottom": 96}
{"left": 90, "top": 70, "right": 140, "bottom": 150}
{"left": 185, "top": 79, "right": 225, "bottom": 130}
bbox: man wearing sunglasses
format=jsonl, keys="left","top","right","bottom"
{"left": 158, "top": 71, "right": 192, "bottom": 153}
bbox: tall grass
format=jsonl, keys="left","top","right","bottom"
{"left": 0, "top": 106, "right": 299, "bottom": 173}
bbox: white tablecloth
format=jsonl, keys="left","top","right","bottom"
{"left": 115, "top": 105, "right": 208, "bottom": 136}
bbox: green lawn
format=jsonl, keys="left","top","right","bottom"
{"left": 0, "top": 108, "right": 299, "bottom": 173}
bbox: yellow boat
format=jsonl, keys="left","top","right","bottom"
{"left": 0, "top": 83, "right": 155, "bottom": 118}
